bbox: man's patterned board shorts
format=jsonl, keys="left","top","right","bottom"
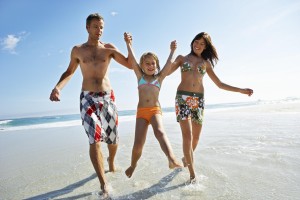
{"left": 80, "top": 90, "right": 118, "bottom": 144}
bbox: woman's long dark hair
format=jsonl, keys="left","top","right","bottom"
{"left": 190, "top": 32, "right": 219, "bottom": 67}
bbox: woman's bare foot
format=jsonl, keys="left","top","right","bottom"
{"left": 107, "top": 157, "right": 116, "bottom": 172}
{"left": 125, "top": 166, "right": 136, "bottom": 178}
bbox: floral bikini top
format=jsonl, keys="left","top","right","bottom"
{"left": 138, "top": 76, "right": 161, "bottom": 90}
{"left": 181, "top": 57, "right": 206, "bottom": 75}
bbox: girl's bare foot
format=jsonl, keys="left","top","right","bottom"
{"left": 169, "top": 158, "right": 183, "bottom": 169}
{"left": 125, "top": 166, "right": 136, "bottom": 178}
{"left": 107, "top": 157, "right": 116, "bottom": 172}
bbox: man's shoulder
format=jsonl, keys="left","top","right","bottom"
{"left": 71, "top": 43, "right": 92, "bottom": 53}
{"left": 73, "top": 43, "right": 86, "bottom": 49}
{"left": 69, "top": 43, "right": 88, "bottom": 57}
{"left": 70, "top": 44, "right": 83, "bottom": 52}
{"left": 102, "top": 42, "right": 117, "bottom": 50}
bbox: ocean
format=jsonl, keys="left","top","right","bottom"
{"left": 0, "top": 100, "right": 268, "bottom": 132}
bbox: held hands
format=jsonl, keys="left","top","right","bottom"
{"left": 49, "top": 88, "right": 60, "bottom": 101}
{"left": 170, "top": 40, "right": 177, "bottom": 52}
{"left": 241, "top": 88, "right": 254, "bottom": 96}
{"left": 124, "top": 32, "right": 132, "bottom": 45}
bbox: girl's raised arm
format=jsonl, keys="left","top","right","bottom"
{"left": 159, "top": 40, "right": 177, "bottom": 80}
{"left": 124, "top": 32, "right": 142, "bottom": 79}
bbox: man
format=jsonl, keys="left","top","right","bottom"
{"left": 49, "top": 13, "right": 132, "bottom": 196}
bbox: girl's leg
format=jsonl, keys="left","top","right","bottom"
{"left": 150, "top": 114, "right": 182, "bottom": 168}
{"left": 179, "top": 119, "right": 196, "bottom": 181}
{"left": 125, "top": 118, "right": 148, "bottom": 178}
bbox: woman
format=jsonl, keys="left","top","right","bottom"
{"left": 168, "top": 32, "right": 253, "bottom": 183}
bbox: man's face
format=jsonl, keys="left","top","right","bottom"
{"left": 87, "top": 19, "right": 104, "bottom": 40}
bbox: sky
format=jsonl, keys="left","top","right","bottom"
{"left": 0, "top": 0, "right": 300, "bottom": 119}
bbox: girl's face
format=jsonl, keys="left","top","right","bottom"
{"left": 141, "top": 56, "right": 157, "bottom": 75}
{"left": 192, "top": 38, "right": 206, "bottom": 55}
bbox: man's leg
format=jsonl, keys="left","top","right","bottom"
{"left": 107, "top": 144, "right": 118, "bottom": 172}
{"left": 89, "top": 142, "right": 108, "bottom": 193}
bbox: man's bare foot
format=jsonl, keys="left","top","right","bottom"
{"left": 93, "top": 190, "right": 110, "bottom": 199}
{"left": 182, "top": 157, "right": 187, "bottom": 167}
{"left": 125, "top": 166, "right": 136, "bottom": 178}
{"left": 189, "top": 177, "right": 197, "bottom": 184}
{"left": 97, "top": 191, "right": 110, "bottom": 200}
{"left": 169, "top": 158, "right": 183, "bottom": 169}
{"left": 107, "top": 157, "right": 116, "bottom": 172}
{"left": 97, "top": 185, "right": 111, "bottom": 199}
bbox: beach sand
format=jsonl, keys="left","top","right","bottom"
{"left": 1, "top": 102, "right": 300, "bottom": 200}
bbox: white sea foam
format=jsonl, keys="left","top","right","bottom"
{"left": 0, "top": 115, "right": 136, "bottom": 132}
{"left": 0, "top": 120, "right": 82, "bottom": 131}
{"left": 119, "top": 115, "right": 136, "bottom": 122}
{"left": 0, "top": 120, "right": 12, "bottom": 125}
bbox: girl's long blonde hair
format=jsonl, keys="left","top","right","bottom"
{"left": 139, "top": 52, "right": 160, "bottom": 75}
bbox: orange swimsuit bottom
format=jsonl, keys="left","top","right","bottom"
{"left": 136, "top": 106, "right": 162, "bottom": 124}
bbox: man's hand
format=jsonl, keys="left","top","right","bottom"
{"left": 49, "top": 88, "right": 60, "bottom": 101}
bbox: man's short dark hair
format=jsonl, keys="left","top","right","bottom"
{"left": 86, "top": 13, "right": 104, "bottom": 26}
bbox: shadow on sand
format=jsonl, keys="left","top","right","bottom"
{"left": 24, "top": 173, "right": 97, "bottom": 200}
{"left": 113, "top": 168, "right": 185, "bottom": 200}
{"left": 25, "top": 168, "right": 185, "bottom": 200}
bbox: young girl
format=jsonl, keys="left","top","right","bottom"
{"left": 168, "top": 32, "right": 253, "bottom": 183}
{"left": 124, "top": 33, "right": 182, "bottom": 178}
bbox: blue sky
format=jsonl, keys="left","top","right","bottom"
{"left": 0, "top": 0, "right": 299, "bottom": 119}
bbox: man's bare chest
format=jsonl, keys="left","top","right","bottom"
{"left": 80, "top": 49, "right": 109, "bottom": 65}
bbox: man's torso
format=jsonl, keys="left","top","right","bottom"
{"left": 76, "top": 43, "right": 113, "bottom": 92}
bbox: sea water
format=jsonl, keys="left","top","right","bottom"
{"left": 0, "top": 98, "right": 300, "bottom": 200}
{"left": 0, "top": 100, "right": 267, "bottom": 132}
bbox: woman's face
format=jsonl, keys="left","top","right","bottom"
{"left": 192, "top": 38, "right": 206, "bottom": 55}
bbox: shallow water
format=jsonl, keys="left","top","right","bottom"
{"left": 0, "top": 103, "right": 300, "bottom": 200}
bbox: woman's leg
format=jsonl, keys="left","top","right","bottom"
{"left": 191, "top": 122, "right": 202, "bottom": 151}
{"left": 179, "top": 119, "right": 196, "bottom": 181}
